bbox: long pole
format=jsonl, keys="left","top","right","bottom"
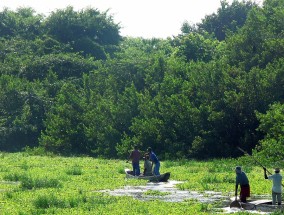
{"left": 237, "top": 147, "right": 273, "bottom": 175}
{"left": 237, "top": 147, "right": 284, "bottom": 187}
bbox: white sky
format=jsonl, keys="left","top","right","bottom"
{"left": 0, "top": 0, "right": 263, "bottom": 39}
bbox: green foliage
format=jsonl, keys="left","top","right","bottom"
{"left": 255, "top": 102, "right": 284, "bottom": 164}
{"left": 198, "top": 0, "right": 258, "bottom": 41}
{"left": 43, "top": 6, "right": 121, "bottom": 59}
{"left": 173, "top": 32, "right": 219, "bottom": 62}
{"left": 1, "top": 1, "right": 284, "bottom": 160}
{"left": 0, "top": 75, "right": 46, "bottom": 151}
{"left": 66, "top": 165, "right": 83, "bottom": 175}
{"left": 3, "top": 172, "right": 26, "bottom": 182}
{"left": 20, "top": 53, "right": 97, "bottom": 80}
{"left": 39, "top": 82, "right": 86, "bottom": 154}
{"left": 0, "top": 153, "right": 273, "bottom": 214}
{"left": 226, "top": 1, "right": 284, "bottom": 71}
{"left": 0, "top": 7, "right": 43, "bottom": 39}
{"left": 21, "top": 176, "right": 61, "bottom": 189}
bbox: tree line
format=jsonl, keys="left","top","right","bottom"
{"left": 0, "top": 0, "right": 283, "bottom": 160}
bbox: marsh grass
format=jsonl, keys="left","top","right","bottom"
{"left": 34, "top": 193, "right": 86, "bottom": 209}
{"left": 20, "top": 161, "right": 29, "bottom": 170}
{"left": 0, "top": 153, "right": 276, "bottom": 214}
{"left": 4, "top": 190, "right": 14, "bottom": 199}
{"left": 3, "top": 172, "right": 26, "bottom": 182}
{"left": 66, "top": 165, "right": 83, "bottom": 175}
{"left": 21, "top": 175, "right": 61, "bottom": 189}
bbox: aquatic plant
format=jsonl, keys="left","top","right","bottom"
{"left": 0, "top": 153, "right": 273, "bottom": 214}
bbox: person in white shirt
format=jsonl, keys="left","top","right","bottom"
{"left": 264, "top": 167, "right": 282, "bottom": 205}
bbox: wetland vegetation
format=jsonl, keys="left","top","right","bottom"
{"left": 0, "top": 152, "right": 282, "bottom": 214}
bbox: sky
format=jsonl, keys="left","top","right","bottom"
{"left": 0, "top": 0, "right": 263, "bottom": 39}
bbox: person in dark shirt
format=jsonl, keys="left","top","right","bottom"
{"left": 147, "top": 147, "right": 160, "bottom": 176}
{"left": 235, "top": 166, "right": 250, "bottom": 203}
{"left": 128, "top": 145, "right": 141, "bottom": 176}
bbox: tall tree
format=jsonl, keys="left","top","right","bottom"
{"left": 198, "top": 0, "right": 257, "bottom": 41}
{"left": 43, "top": 6, "right": 121, "bottom": 59}
{"left": 255, "top": 102, "right": 284, "bottom": 164}
{"left": 0, "top": 7, "right": 43, "bottom": 39}
{"left": 39, "top": 83, "right": 86, "bottom": 154}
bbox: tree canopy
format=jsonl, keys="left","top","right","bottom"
{"left": 0, "top": 0, "right": 283, "bottom": 161}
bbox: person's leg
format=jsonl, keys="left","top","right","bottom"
{"left": 276, "top": 192, "right": 281, "bottom": 205}
{"left": 240, "top": 195, "right": 246, "bottom": 203}
{"left": 136, "top": 163, "right": 140, "bottom": 175}
{"left": 132, "top": 163, "right": 135, "bottom": 175}
{"left": 240, "top": 187, "right": 248, "bottom": 203}
{"left": 272, "top": 191, "right": 276, "bottom": 205}
{"left": 154, "top": 162, "right": 160, "bottom": 175}
{"left": 133, "top": 162, "right": 140, "bottom": 176}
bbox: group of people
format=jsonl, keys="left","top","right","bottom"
{"left": 128, "top": 145, "right": 160, "bottom": 176}
{"left": 129, "top": 146, "right": 282, "bottom": 204}
{"left": 235, "top": 166, "right": 282, "bottom": 205}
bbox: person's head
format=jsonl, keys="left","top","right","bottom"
{"left": 134, "top": 145, "right": 138, "bottom": 150}
{"left": 145, "top": 155, "right": 149, "bottom": 160}
{"left": 275, "top": 168, "right": 280, "bottom": 173}
{"left": 235, "top": 166, "right": 242, "bottom": 174}
{"left": 147, "top": 147, "right": 152, "bottom": 153}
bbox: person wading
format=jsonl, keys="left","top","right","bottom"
{"left": 128, "top": 145, "right": 141, "bottom": 176}
{"left": 235, "top": 166, "right": 250, "bottom": 203}
{"left": 264, "top": 167, "right": 282, "bottom": 205}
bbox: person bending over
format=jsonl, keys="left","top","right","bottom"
{"left": 235, "top": 166, "right": 250, "bottom": 203}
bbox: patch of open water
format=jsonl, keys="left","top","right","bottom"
{"left": 102, "top": 180, "right": 227, "bottom": 203}
{"left": 99, "top": 180, "right": 273, "bottom": 214}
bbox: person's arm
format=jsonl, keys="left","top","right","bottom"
{"left": 263, "top": 167, "right": 268, "bottom": 179}
{"left": 127, "top": 151, "right": 133, "bottom": 162}
{"left": 235, "top": 184, "right": 238, "bottom": 200}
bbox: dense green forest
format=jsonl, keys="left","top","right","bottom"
{"left": 0, "top": 0, "right": 283, "bottom": 160}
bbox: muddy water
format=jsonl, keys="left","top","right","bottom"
{"left": 100, "top": 180, "right": 272, "bottom": 214}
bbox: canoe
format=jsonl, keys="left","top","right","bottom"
{"left": 239, "top": 199, "right": 284, "bottom": 212}
{"left": 125, "top": 169, "right": 170, "bottom": 182}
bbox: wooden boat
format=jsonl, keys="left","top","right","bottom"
{"left": 237, "top": 199, "right": 284, "bottom": 212}
{"left": 125, "top": 169, "right": 170, "bottom": 182}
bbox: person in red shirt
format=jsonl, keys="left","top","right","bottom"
{"left": 128, "top": 145, "right": 141, "bottom": 176}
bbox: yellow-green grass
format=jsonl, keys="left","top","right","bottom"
{"left": 0, "top": 152, "right": 278, "bottom": 214}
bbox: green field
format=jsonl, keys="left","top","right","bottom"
{"left": 0, "top": 152, "right": 280, "bottom": 214}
